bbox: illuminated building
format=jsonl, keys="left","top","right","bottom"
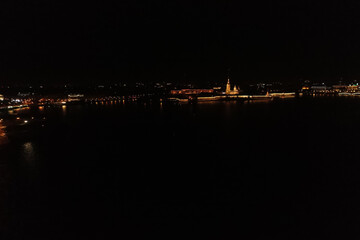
{"left": 170, "top": 89, "right": 214, "bottom": 95}
{"left": 17, "top": 92, "right": 33, "bottom": 97}
{"left": 346, "top": 84, "right": 359, "bottom": 93}
{"left": 301, "top": 86, "right": 310, "bottom": 91}
{"left": 226, "top": 78, "right": 231, "bottom": 94}
{"left": 310, "top": 84, "right": 328, "bottom": 93}
{"left": 332, "top": 84, "right": 359, "bottom": 93}
{"left": 332, "top": 85, "right": 347, "bottom": 93}
{"left": 68, "top": 94, "right": 85, "bottom": 102}
{"left": 225, "top": 77, "right": 239, "bottom": 95}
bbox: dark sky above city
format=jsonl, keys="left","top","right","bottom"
{"left": 1, "top": 0, "right": 360, "bottom": 85}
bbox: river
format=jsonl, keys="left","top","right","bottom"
{"left": 1, "top": 98, "right": 360, "bottom": 239}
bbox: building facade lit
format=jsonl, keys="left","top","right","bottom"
{"left": 346, "top": 84, "right": 359, "bottom": 93}
{"left": 225, "top": 78, "right": 239, "bottom": 95}
{"left": 68, "top": 94, "right": 85, "bottom": 102}
{"left": 170, "top": 89, "right": 214, "bottom": 95}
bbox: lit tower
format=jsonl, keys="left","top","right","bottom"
{"left": 226, "top": 77, "right": 231, "bottom": 95}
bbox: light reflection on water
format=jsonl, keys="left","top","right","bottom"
{"left": 22, "top": 142, "right": 36, "bottom": 162}
{"left": 62, "top": 104, "right": 67, "bottom": 115}
{"left": 21, "top": 141, "right": 41, "bottom": 186}
{"left": 0, "top": 121, "right": 8, "bottom": 145}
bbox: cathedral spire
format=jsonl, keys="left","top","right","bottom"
{"left": 226, "top": 76, "right": 231, "bottom": 95}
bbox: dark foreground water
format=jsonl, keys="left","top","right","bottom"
{"left": 1, "top": 98, "right": 360, "bottom": 239}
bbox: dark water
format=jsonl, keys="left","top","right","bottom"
{"left": 1, "top": 98, "right": 360, "bottom": 239}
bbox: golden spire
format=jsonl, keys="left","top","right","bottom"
{"left": 226, "top": 77, "right": 231, "bottom": 95}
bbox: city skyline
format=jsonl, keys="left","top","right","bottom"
{"left": 2, "top": 1, "right": 360, "bottom": 239}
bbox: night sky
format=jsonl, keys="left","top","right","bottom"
{"left": 1, "top": 0, "right": 360, "bottom": 85}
